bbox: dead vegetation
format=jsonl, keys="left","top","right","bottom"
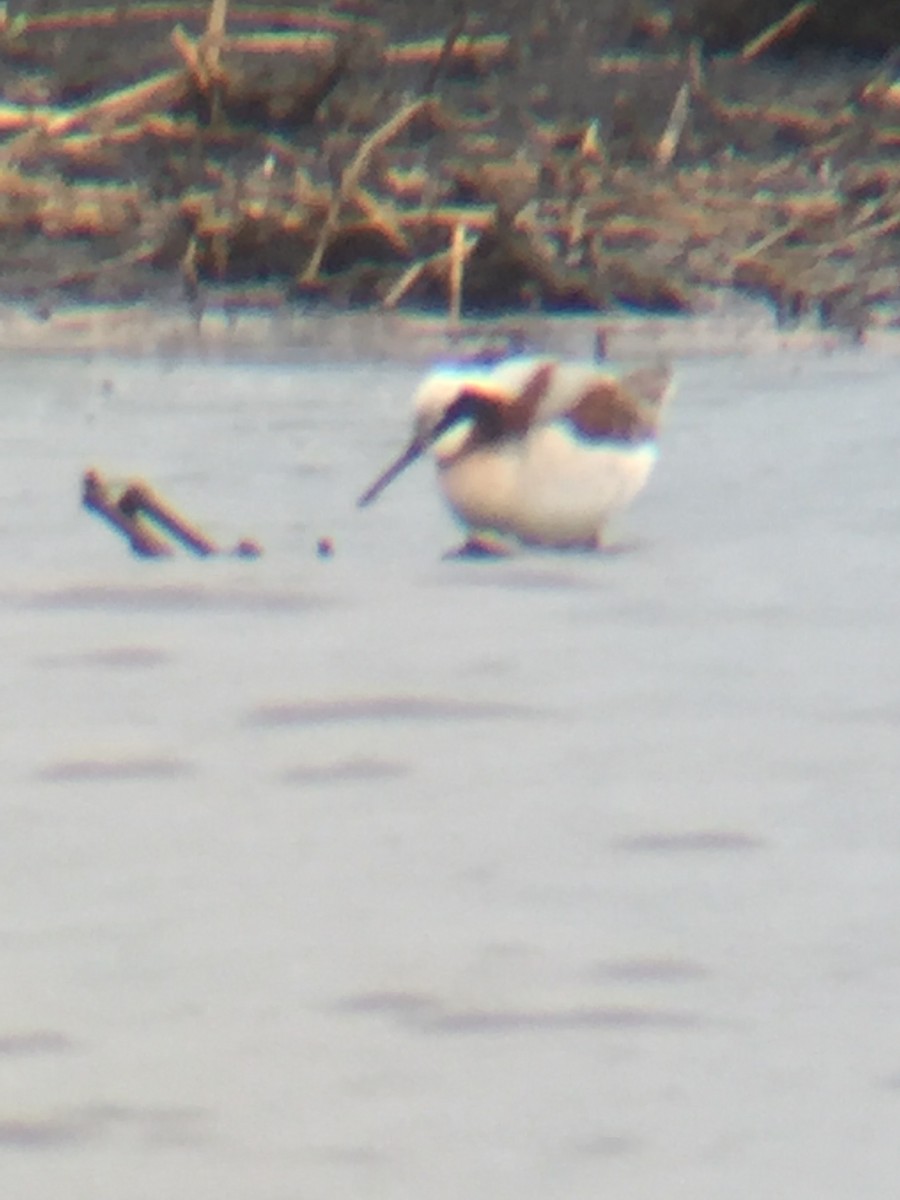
{"left": 0, "top": 0, "right": 897, "bottom": 332}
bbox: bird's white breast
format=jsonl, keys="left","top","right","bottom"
{"left": 437, "top": 422, "right": 658, "bottom": 546}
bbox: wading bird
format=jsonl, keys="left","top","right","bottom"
{"left": 358, "top": 356, "right": 673, "bottom": 554}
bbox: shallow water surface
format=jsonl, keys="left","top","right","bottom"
{"left": 2, "top": 350, "right": 900, "bottom": 1199}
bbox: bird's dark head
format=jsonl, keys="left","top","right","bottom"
{"left": 357, "top": 373, "right": 506, "bottom": 507}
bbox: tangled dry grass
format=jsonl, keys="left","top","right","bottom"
{"left": 0, "top": 0, "right": 897, "bottom": 335}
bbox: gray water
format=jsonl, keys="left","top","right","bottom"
{"left": 2, "top": 349, "right": 900, "bottom": 1199}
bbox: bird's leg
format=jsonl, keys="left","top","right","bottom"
{"left": 444, "top": 530, "right": 515, "bottom": 559}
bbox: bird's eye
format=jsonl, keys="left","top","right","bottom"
{"left": 430, "top": 389, "right": 503, "bottom": 444}
{"left": 432, "top": 391, "right": 479, "bottom": 436}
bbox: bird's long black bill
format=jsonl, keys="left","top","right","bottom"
{"left": 357, "top": 438, "right": 425, "bottom": 507}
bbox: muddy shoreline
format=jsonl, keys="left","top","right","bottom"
{"left": 0, "top": 2, "right": 898, "bottom": 340}
{"left": 4, "top": 298, "right": 899, "bottom": 365}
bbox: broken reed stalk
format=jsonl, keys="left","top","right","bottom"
{"left": 172, "top": 27, "right": 339, "bottom": 88}
{"left": 655, "top": 80, "right": 690, "bottom": 167}
{"left": 740, "top": 216, "right": 805, "bottom": 259}
{"left": 301, "top": 95, "right": 432, "bottom": 284}
{"left": 422, "top": 2, "right": 469, "bottom": 93}
{"left": 382, "top": 258, "right": 427, "bottom": 308}
{"left": 687, "top": 39, "right": 704, "bottom": 95}
{"left": 384, "top": 34, "right": 509, "bottom": 69}
{"left": 565, "top": 200, "right": 587, "bottom": 255}
{"left": 448, "top": 220, "right": 466, "bottom": 323}
{"left": 171, "top": 24, "right": 207, "bottom": 87}
{"left": 350, "top": 185, "right": 410, "bottom": 254}
{"left": 202, "top": 0, "right": 228, "bottom": 121}
{"left": 840, "top": 209, "right": 900, "bottom": 248}
{"left": 0, "top": 70, "right": 188, "bottom": 145}
{"left": 215, "top": 31, "right": 337, "bottom": 56}
{"left": 14, "top": 5, "right": 362, "bottom": 35}
{"left": 579, "top": 119, "right": 603, "bottom": 162}
{"left": 382, "top": 227, "right": 476, "bottom": 309}
{"left": 861, "top": 79, "right": 900, "bottom": 111}
{"left": 0, "top": 71, "right": 184, "bottom": 145}
{"left": 204, "top": 0, "right": 229, "bottom": 70}
{"left": 739, "top": 1, "right": 816, "bottom": 63}
{"left": 45, "top": 69, "right": 188, "bottom": 135}
{"left": 0, "top": 2, "right": 885, "bottom": 327}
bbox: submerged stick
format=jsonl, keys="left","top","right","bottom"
{"left": 82, "top": 471, "right": 173, "bottom": 557}
{"left": 118, "top": 482, "right": 218, "bottom": 555}
{"left": 84, "top": 470, "right": 262, "bottom": 558}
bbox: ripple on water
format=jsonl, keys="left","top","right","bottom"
{"left": 0, "top": 1105, "right": 208, "bottom": 1151}
{"left": 280, "top": 756, "right": 410, "bottom": 785}
{"left": 613, "top": 830, "right": 766, "bottom": 854}
{"left": 335, "top": 991, "right": 438, "bottom": 1018}
{"left": 21, "top": 584, "right": 328, "bottom": 615}
{"left": 589, "top": 957, "right": 710, "bottom": 984}
{"left": 0, "top": 1116, "right": 90, "bottom": 1149}
{"left": 0, "top": 1031, "right": 74, "bottom": 1057}
{"left": 36, "top": 756, "right": 195, "bottom": 783}
{"left": 334, "top": 992, "right": 704, "bottom": 1034}
{"left": 573, "top": 1132, "right": 643, "bottom": 1158}
{"left": 33, "top": 645, "right": 170, "bottom": 670}
{"left": 441, "top": 563, "right": 603, "bottom": 592}
{"left": 249, "top": 695, "right": 539, "bottom": 727}
{"left": 421, "top": 1005, "right": 704, "bottom": 1034}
